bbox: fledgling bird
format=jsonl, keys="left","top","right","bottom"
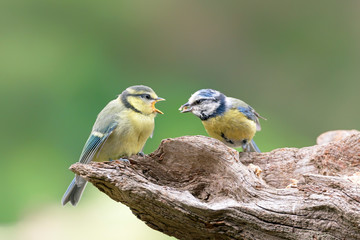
{"left": 179, "top": 89, "right": 265, "bottom": 152}
{"left": 62, "top": 85, "right": 165, "bottom": 206}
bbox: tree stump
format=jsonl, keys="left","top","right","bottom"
{"left": 70, "top": 130, "right": 360, "bottom": 240}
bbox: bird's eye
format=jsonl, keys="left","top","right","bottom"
{"left": 195, "top": 99, "right": 204, "bottom": 105}
{"left": 142, "top": 94, "right": 151, "bottom": 100}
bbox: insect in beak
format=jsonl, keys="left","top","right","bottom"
{"left": 179, "top": 102, "right": 192, "bottom": 113}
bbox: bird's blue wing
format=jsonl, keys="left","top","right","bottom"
{"left": 237, "top": 106, "right": 257, "bottom": 122}
{"left": 237, "top": 106, "right": 262, "bottom": 131}
{"left": 79, "top": 122, "right": 118, "bottom": 164}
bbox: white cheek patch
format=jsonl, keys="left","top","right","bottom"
{"left": 203, "top": 102, "right": 220, "bottom": 116}
{"left": 191, "top": 101, "right": 221, "bottom": 118}
{"left": 191, "top": 107, "right": 202, "bottom": 116}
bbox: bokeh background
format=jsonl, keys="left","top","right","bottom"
{"left": 1, "top": 1, "right": 359, "bottom": 239}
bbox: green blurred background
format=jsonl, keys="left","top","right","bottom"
{"left": 1, "top": 1, "right": 359, "bottom": 239}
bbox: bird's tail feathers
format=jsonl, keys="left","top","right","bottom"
{"left": 61, "top": 177, "right": 87, "bottom": 206}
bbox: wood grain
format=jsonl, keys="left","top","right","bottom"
{"left": 70, "top": 131, "right": 360, "bottom": 240}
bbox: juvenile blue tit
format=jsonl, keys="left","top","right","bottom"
{"left": 62, "top": 85, "right": 165, "bottom": 206}
{"left": 179, "top": 89, "right": 265, "bottom": 152}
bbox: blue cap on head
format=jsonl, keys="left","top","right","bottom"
{"left": 196, "top": 89, "right": 218, "bottom": 98}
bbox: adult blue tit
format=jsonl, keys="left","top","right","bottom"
{"left": 179, "top": 89, "right": 265, "bottom": 152}
{"left": 62, "top": 85, "right": 165, "bottom": 206}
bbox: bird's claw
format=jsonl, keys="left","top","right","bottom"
{"left": 137, "top": 152, "right": 145, "bottom": 157}
{"left": 116, "top": 158, "right": 130, "bottom": 164}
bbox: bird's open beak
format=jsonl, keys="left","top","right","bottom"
{"left": 152, "top": 97, "right": 165, "bottom": 114}
{"left": 179, "top": 102, "right": 192, "bottom": 113}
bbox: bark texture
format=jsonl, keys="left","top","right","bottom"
{"left": 70, "top": 130, "right": 360, "bottom": 240}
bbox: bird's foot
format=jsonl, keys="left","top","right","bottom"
{"left": 137, "top": 151, "right": 145, "bottom": 157}
{"left": 117, "top": 158, "right": 130, "bottom": 163}
{"left": 241, "top": 139, "right": 251, "bottom": 152}
{"left": 110, "top": 158, "right": 130, "bottom": 164}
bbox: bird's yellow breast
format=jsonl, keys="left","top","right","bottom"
{"left": 127, "top": 111, "right": 155, "bottom": 148}
{"left": 202, "top": 109, "right": 256, "bottom": 147}
{"left": 93, "top": 110, "right": 155, "bottom": 161}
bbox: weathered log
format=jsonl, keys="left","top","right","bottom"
{"left": 70, "top": 130, "right": 360, "bottom": 240}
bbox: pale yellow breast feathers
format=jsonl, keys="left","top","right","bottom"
{"left": 93, "top": 109, "right": 155, "bottom": 161}
{"left": 128, "top": 110, "right": 155, "bottom": 144}
{"left": 114, "top": 110, "right": 154, "bottom": 157}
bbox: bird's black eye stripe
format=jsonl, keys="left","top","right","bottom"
{"left": 142, "top": 94, "right": 151, "bottom": 100}
{"left": 194, "top": 99, "right": 205, "bottom": 105}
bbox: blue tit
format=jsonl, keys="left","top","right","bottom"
{"left": 62, "top": 85, "right": 165, "bottom": 206}
{"left": 179, "top": 89, "right": 265, "bottom": 152}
